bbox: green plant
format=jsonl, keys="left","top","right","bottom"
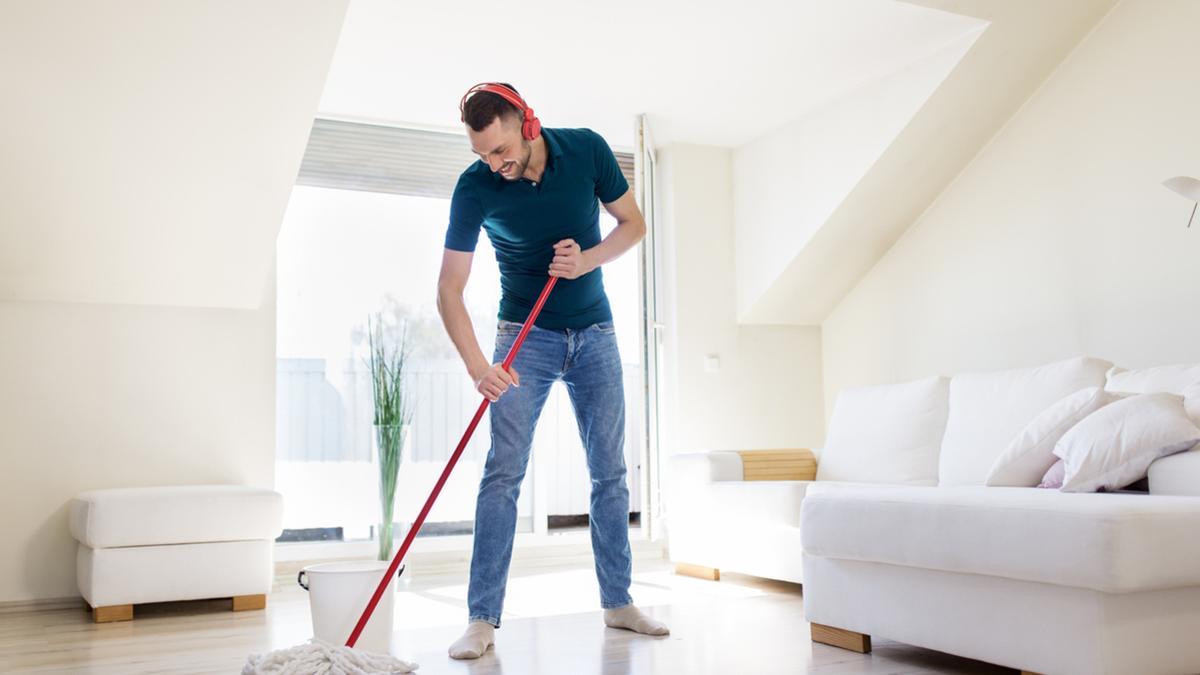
{"left": 365, "top": 313, "right": 413, "bottom": 561}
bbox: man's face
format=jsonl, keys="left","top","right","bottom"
{"left": 468, "top": 115, "right": 530, "bottom": 182}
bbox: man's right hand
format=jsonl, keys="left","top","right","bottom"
{"left": 472, "top": 363, "right": 520, "bottom": 402}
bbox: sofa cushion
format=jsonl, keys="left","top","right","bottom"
{"left": 801, "top": 484, "right": 1200, "bottom": 593}
{"left": 70, "top": 485, "right": 283, "bottom": 548}
{"left": 938, "top": 356, "right": 1111, "bottom": 486}
{"left": 1149, "top": 446, "right": 1200, "bottom": 497}
{"left": 816, "top": 376, "right": 949, "bottom": 486}
{"left": 1106, "top": 363, "right": 1200, "bottom": 395}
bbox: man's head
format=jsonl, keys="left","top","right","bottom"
{"left": 462, "top": 83, "right": 533, "bottom": 182}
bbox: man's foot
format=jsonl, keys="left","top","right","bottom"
{"left": 448, "top": 620, "right": 495, "bottom": 659}
{"left": 603, "top": 604, "right": 670, "bottom": 636}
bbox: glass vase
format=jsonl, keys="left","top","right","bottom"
{"left": 374, "top": 423, "right": 407, "bottom": 561}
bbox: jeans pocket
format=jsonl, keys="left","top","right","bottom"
{"left": 594, "top": 321, "right": 616, "bottom": 335}
{"left": 497, "top": 320, "right": 523, "bottom": 336}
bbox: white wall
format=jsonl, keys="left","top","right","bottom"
{"left": 0, "top": 271, "right": 276, "bottom": 604}
{"left": 658, "top": 144, "right": 825, "bottom": 454}
{"left": 733, "top": 28, "right": 981, "bottom": 320}
{"left": 0, "top": 0, "right": 346, "bottom": 310}
{"left": 823, "top": 0, "right": 1200, "bottom": 412}
{"left": 0, "top": 0, "right": 346, "bottom": 606}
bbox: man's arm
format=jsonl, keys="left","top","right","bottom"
{"left": 436, "top": 248, "right": 519, "bottom": 401}
{"left": 550, "top": 189, "right": 646, "bottom": 279}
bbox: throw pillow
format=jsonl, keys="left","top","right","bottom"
{"left": 1056, "top": 392, "right": 1200, "bottom": 493}
{"left": 1038, "top": 460, "right": 1065, "bottom": 489}
{"left": 985, "top": 386, "right": 1117, "bottom": 487}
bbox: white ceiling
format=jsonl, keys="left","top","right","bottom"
{"left": 317, "top": 0, "right": 986, "bottom": 149}
{"left": 739, "top": 0, "right": 1120, "bottom": 325}
{"left": 0, "top": 0, "right": 1111, "bottom": 315}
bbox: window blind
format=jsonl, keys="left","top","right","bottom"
{"left": 297, "top": 118, "right": 635, "bottom": 200}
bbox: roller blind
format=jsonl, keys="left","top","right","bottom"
{"left": 297, "top": 118, "right": 635, "bottom": 199}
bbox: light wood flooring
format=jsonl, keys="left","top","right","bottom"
{"left": 0, "top": 554, "right": 1016, "bottom": 674}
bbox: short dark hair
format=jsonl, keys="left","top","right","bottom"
{"left": 463, "top": 82, "right": 522, "bottom": 132}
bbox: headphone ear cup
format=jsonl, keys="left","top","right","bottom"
{"left": 523, "top": 109, "right": 541, "bottom": 140}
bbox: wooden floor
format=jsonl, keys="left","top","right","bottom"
{"left": 0, "top": 555, "right": 1015, "bottom": 674}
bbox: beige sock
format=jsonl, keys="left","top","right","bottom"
{"left": 447, "top": 620, "right": 495, "bottom": 660}
{"left": 604, "top": 604, "right": 669, "bottom": 636}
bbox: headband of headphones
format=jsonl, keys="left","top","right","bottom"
{"left": 459, "top": 82, "right": 542, "bottom": 140}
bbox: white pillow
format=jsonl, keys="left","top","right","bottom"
{"left": 985, "top": 386, "right": 1117, "bottom": 487}
{"left": 1185, "top": 383, "right": 1200, "bottom": 428}
{"left": 817, "top": 376, "right": 949, "bottom": 486}
{"left": 1056, "top": 392, "right": 1200, "bottom": 493}
{"left": 939, "top": 356, "right": 1111, "bottom": 486}
{"left": 1106, "top": 363, "right": 1200, "bottom": 395}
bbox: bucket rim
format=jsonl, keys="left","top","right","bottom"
{"left": 300, "top": 560, "right": 404, "bottom": 574}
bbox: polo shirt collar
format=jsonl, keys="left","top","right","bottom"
{"left": 491, "top": 128, "right": 559, "bottom": 184}
{"left": 542, "top": 127, "right": 563, "bottom": 162}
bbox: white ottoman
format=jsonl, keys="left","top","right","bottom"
{"left": 69, "top": 485, "right": 283, "bottom": 623}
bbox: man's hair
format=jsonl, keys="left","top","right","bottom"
{"left": 463, "top": 82, "right": 523, "bottom": 132}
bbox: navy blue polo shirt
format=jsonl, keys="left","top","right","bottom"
{"left": 444, "top": 127, "right": 629, "bottom": 330}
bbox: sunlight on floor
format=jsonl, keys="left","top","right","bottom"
{"left": 391, "top": 567, "right": 768, "bottom": 631}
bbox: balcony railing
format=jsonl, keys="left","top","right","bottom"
{"left": 276, "top": 357, "right": 643, "bottom": 525}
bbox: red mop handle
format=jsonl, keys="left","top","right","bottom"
{"left": 345, "top": 275, "right": 559, "bottom": 648}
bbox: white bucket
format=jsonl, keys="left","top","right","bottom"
{"left": 298, "top": 561, "right": 404, "bottom": 655}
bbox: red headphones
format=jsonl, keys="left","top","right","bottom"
{"left": 459, "top": 82, "right": 542, "bottom": 141}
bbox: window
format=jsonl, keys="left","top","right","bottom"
{"left": 275, "top": 120, "right": 644, "bottom": 549}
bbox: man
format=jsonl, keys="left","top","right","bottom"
{"left": 437, "top": 83, "right": 669, "bottom": 660}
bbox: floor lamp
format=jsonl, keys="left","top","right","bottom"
{"left": 1163, "top": 176, "right": 1200, "bottom": 228}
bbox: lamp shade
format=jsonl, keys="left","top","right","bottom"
{"left": 1163, "top": 176, "right": 1200, "bottom": 202}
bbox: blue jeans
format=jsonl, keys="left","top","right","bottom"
{"left": 467, "top": 319, "right": 633, "bottom": 627}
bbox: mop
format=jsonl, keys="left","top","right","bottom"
{"left": 243, "top": 277, "right": 559, "bottom": 675}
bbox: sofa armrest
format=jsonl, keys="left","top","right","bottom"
{"left": 707, "top": 480, "right": 812, "bottom": 527}
{"left": 668, "top": 449, "right": 818, "bottom": 485}
{"left": 669, "top": 451, "right": 745, "bottom": 485}
{"left": 666, "top": 450, "right": 817, "bottom": 530}
{"left": 1148, "top": 445, "right": 1200, "bottom": 496}
{"left": 737, "top": 449, "right": 817, "bottom": 481}
{"left": 667, "top": 451, "right": 813, "bottom": 567}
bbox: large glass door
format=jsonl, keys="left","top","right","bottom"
{"left": 275, "top": 120, "right": 657, "bottom": 551}
{"left": 635, "top": 114, "right": 665, "bottom": 542}
{"left": 275, "top": 187, "right": 520, "bottom": 543}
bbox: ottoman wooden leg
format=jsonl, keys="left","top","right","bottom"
{"left": 92, "top": 604, "right": 133, "bottom": 623}
{"left": 232, "top": 594, "right": 267, "bottom": 611}
{"left": 674, "top": 563, "right": 720, "bottom": 581}
{"left": 811, "top": 623, "right": 871, "bottom": 653}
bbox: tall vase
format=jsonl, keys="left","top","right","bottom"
{"left": 374, "top": 423, "right": 407, "bottom": 561}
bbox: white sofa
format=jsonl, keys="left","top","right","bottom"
{"left": 70, "top": 484, "right": 283, "bottom": 622}
{"left": 668, "top": 356, "right": 1200, "bottom": 674}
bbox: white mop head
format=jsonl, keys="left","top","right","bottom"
{"left": 242, "top": 639, "right": 418, "bottom": 674}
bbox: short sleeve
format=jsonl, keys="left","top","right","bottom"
{"left": 589, "top": 129, "right": 629, "bottom": 204}
{"left": 445, "top": 175, "right": 483, "bottom": 252}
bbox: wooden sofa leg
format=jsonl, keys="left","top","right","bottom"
{"left": 92, "top": 604, "right": 133, "bottom": 623}
{"left": 232, "top": 594, "right": 267, "bottom": 611}
{"left": 811, "top": 622, "right": 871, "bottom": 653}
{"left": 674, "top": 563, "right": 720, "bottom": 581}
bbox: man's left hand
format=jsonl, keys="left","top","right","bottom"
{"left": 549, "top": 239, "right": 594, "bottom": 280}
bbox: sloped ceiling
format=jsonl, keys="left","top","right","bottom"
{"left": 0, "top": 0, "right": 348, "bottom": 309}
{"left": 0, "top": 0, "right": 1119, "bottom": 316}
{"left": 736, "top": 0, "right": 1119, "bottom": 325}
{"left": 316, "top": 0, "right": 989, "bottom": 150}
